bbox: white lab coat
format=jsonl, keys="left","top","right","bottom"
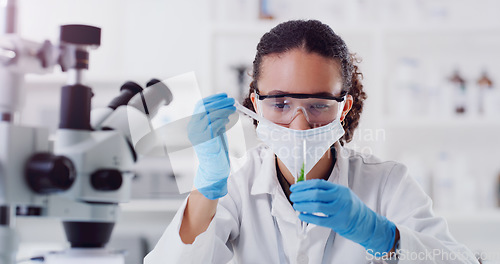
{"left": 145, "top": 143, "right": 478, "bottom": 264}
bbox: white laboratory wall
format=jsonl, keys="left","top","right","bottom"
{"left": 205, "top": 0, "right": 500, "bottom": 211}
{"left": 17, "top": 0, "right": 210, "bottom": 135}
{"left": 10, "top": 0, "right": 500, "bottom": 263}
{"left": 201, "top": 0, "right": 500, "bottom": 261}
{"left": 18, "top": 0, "right": 207, "bottom": 82}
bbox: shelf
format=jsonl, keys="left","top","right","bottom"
{"left": 24, "top": 73, "right": 130, "bottom": 84}
{"left": 209, "top": 20, "right": 500, "bottom": 37}
{"left": 210, "top": 21, "right": 384, "bottom": 37}
{"left": 120, "top": 198, "right": 186, "bottom": 212}
{"left": 435, "top": 209, "right": 500, "bottom": 222}
{"left": 380, "top": 23, "right": 500, "bottom": 34}
{"left": 384, "top": 116, "right": 500, "bottom": 129}
{"left": 121, "top": 200, "right": 500, "bottom": 222}
{"left": 210, "top": 21, "right": 277, "bottom": 36}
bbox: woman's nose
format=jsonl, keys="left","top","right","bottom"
{"left": 288, "top": 109, "right": 311, "bottom": 130}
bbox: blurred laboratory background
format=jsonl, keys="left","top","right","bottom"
{"left": 11, "top": 0, "right": 500, "bottom": 263}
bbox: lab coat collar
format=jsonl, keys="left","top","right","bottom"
{"left": 250, "top": 142, "right": 350, "bottom": 196}
{"left": 331, "top": 142, "right": 350, "bottom": 188}
{"left": 250, "top": 145, "right": 279, "bottom": 196}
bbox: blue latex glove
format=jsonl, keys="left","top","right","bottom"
{"left": 187, "top": 93, "right": 235, "bottom": 200}
{"left": 290, "top": 179, "right": 397, "bottom": 255}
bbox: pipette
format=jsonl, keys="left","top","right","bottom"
{"left": 234, "top": 101, "right": 275, "bottom": 127}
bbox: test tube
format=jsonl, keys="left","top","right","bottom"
{"left": 300, "top": 139, "right": 307, "bottom": 236}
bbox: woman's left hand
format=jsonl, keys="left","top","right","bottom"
{"left": 290, "top": 179, "right": 397, "bottom": 255}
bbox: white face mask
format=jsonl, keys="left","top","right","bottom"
{"left": 234, "top": 101, "right": 345, "bottom": 181}
{"left": 255, "top": 118, "right": 344, "bottom": 180}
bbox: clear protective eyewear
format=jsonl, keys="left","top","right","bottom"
{"left": 255, "top": 91, "right": 347, "bottom": 126}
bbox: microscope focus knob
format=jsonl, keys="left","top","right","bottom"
{"left": 91, "top": 169, "right": 123, "bottom": 191}
{"left": 25, "top": 153, "right": 76, "bottom": 194}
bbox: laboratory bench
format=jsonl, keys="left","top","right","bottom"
{"left": 15, "top": 198, "right": 500, "bottom": 264}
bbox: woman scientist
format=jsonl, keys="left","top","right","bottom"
{"left": 145, "top": 20, "right": 478, "bottom": 263}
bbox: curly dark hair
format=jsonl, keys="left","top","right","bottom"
{"left": 242, "top": 19, "right": 367, "bottom": 145}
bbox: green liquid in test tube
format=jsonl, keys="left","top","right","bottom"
{"left": 297, "top": 140, "right": 306, "bottom": 182}
{"left": 297, "top": 163, "right": 305, "bottom": 182}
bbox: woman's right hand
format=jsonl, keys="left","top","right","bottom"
{"left": 187, "top": 93, "right": 235, "bottom": 200}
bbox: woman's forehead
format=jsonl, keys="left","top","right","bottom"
{"left": 258, "top": 49, "right": 343, "bottom": 95}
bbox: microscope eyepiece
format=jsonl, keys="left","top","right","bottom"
{"left": 58, "top": 24, "right": 101, "bottom": 72}
{"left": 60, "top": 25, "right": 101, "bottom": 47}
{"left": 106, "top": 81, "right": 144, "bottom": 110}
{"left": 25, "top": 153, "right": 76, "bottom": 194}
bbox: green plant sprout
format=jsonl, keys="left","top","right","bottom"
{"left": 297, "top": 163, "right": 305, "bottom": 182}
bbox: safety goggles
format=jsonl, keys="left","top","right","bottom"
{"left": 255, "top": 91, "right": 346, "bottom": 126}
